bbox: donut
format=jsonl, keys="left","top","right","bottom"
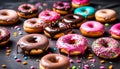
{"left": 74, "top": 6, "right": 95, "bottom": 19}
{"left": 38, "top": 10, "right": 60, "bottom": 23}
{"left": 80, "top": 21, "right": 105, "bottom": 37}
{"left": 0, "top": 27, "right": 10, "bottom": 46}
{"left": 17, "top": 34, "right": 49, "bottom": 55}
{"left": 95, "top": 9, "right": 116, "bottom": 23}
{"left": 92, "top": 37, "right": 120, "bottom": 59}
{"left": 62, "top": 14, "right": 86, "bottom": 28}
{"left": 56, "top": 34, "right": 88, "bottom": 55}
{"left": 23, "top": 18, "right": 45, "bottom": 33}
{"left": 44, "top": 21, "right": 72, "bottom": 39}
{"left": 53, "top": 1, "right": 71, "bottom": 15}
{"left": 109, "top": 23, "right": 120, "bottom": 39}
{"left": 40, "top": 53, "right": 70, "bottom": 69}
{"left": 0, "top": 9, "right": 19, "bottom": 25}
{"left": 18, "top": 4, "right": 38, "bottom": 18}
{"left": 72, "top": 0, "right": 90, "bottom": 8}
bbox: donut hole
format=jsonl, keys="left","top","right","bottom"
{"left": 101, "top": 40, "right": 109, "bottom": 47}
{"left": 69, "top": 16, "right": 76, "bottom": 19}
{"left": 28, "top": 37, "right": 37, "bottom": 43}
{"left": 1, "top": 12, "right": 8, "bottom": 16}
{"left": 88, "top": 24, "right": 94, "bottom": 28}
{"left": 58, "top": 3, "right": 64, "bottom": 7}
{"left": 23, "top": 6, "right": 31, "bottom": 10}
{"left": 101, "top": 11, "right": 107, "bottom": 14}
{"left": 49, "top": 57, "right": 58, "bottom": 63}
{"left": 68, "top": 39, "right": 76, "bottom": 44}
{"left": 45, "top": 13, "right": 50, "bottom": 16}
{"left": 30, "top": 21, "right": 36, "bottom": 24}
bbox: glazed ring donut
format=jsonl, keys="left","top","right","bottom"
{"left": 74, "top": 6, "right": 95, "bottom": 19}
{"left": 92, "top": 37, "right": 120, "bottom": 59}
{"left": 80, "top": 21, "right": 105, "bottom": 37}
{"left": 0, "top": 9, "right": 19, "bottom": 25}
{"left": 95, "top": 9, "right": 116, "bottom": 23}
{"left": 109, "top": 23, "right": 120, "bottom": 39}
{"left": 44, "top": 21, "right": 72, "bottom": 39}
{"left": 72, "top": 0, "right": 90, "bottom": 8}
{"left": 18, "top": 4, "right": 38, "bottom": 18}
{"left": 62, "top": 14, "right": 86, "bottom": 28}
{"left": 23, "top": 18, "right": 46, "bottom": 33}
{"left": 53, "top": 1, "right": 71, "bottom": 15}
{"left": 38, "top": 10, "right": 60, "bottom": 23}
{"left": 17, "top": 34, "right": 49, "bottom": 55}
{"left": 56, "top": 34, "right": 88, "bottom": 55}
{"left": 0, "top": 27, "right": 10, "bottom": 46}
{"left": 40, "top": 54, "right": 70, "bottom": 69}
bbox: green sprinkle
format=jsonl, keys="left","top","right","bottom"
{"left": 105, "top": 23, "right": 109, "bottom": 27}
{"left": 72, "top": 66, "right": 77, "bottom": 69}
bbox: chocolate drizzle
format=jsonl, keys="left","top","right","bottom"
{"left": 62, "top": 14, "right": 85, "bottom": 27}
{"left": 44, "top": 21, "right": 72, "bottom": 38}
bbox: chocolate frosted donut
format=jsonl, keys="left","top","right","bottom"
{"left": 17, "top": 34, "right": 49, "bottom": 55}
{"left": 0, "top": 27, "right": 10, "bottom": 46}
{"left": 18, "top": 4, "right": 38, "bottom": 18}
{"left": 0, "top": 9, "right": 19, "bottom": 25}
{"left": 44, "top": 21, "right": 72, "bottom": 39}
{"left": 62, "top": 14, "right": 86, "bottom": 28}
{"left": 40, "top": 54, "right": 70, "bottom": 69}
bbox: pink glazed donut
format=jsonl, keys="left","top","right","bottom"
{"left": 80, "top": 21, "right": 105, "bottom": 37}
{"left": 109, "top": 23, "right": 120, "bottom": 39}
{"left": 38, "top": 10, "right": 60, "bottom": 23}
{"left": 72, "top": 0, "right": 90, "bottom": 8}
{"left": 56, "top": 34, "right": 88, "bottom": 55}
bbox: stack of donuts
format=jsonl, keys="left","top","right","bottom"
{"left": 0, "top": 0, "right": 120, "bottom": 69}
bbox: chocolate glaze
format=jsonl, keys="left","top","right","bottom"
{"left": 40, "top": 54, "right": 70, "bottom": 69}
{"left": 44, "top": 21, "right": 72, "bottom": 38}
{"left": 63, "top": 14, "right": 85, "bottom": 27}
{"left": 0, "top": 27, "right": 10, "bottom": 42}
{"left": 17, "top": 34, "right": 49, "bottom": 53}
{"left": 53, "top": 1, "right": 71, "bottom": 11}
{"left": 18, "top": 4, "right": 38, "bottom": 15}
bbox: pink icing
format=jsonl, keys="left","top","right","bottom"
{"left": 80, "top": 21, "right": 105, "bottom": 33}
{"left": 72, "top": 0, "right": 89, "bottom": 4}
{"left": 109, "top": 23, "right": 120, "bottom": 36}
{"left": 56, "top": 34, "right": 88, "bottom": 55}
{"left": 39, "top": 10, "right": 60, "bottom": 22}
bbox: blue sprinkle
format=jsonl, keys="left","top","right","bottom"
{"left": 17, "top": 28, "right": 21, "bottom": 31}
{"left": 19, "top": 31, "right": 23, "bottom": 35}
{"left": 23, "top": 56, "right": 28, "bottom": 60}
{"left": 14, "top": 55, "right": 18, "bottom": 60}
{"left": 53, "top": 48, "right": 57, "bottom": 51}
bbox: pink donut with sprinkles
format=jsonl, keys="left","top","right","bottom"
{"left": 109, "top": 23, "right": 120, "bottom": 39}
{"left": 92, "top": 37, "right": 120, "bottom": 59}
{"left": 72, "top": 0, "right": 90, "bottom": 8}
{"left": 38, "top": 10, "right": 60, "bottom": 23}
{"left": 56, "top": 34, "right": 88, "bottom": 55}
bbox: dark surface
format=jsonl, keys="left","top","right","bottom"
{"left": 0, "top": 0, "right": 120, "bottom": 69}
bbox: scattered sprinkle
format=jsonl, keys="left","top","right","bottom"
{"left": 43, "top": 3, "right": 48, "bottom": 6}
{"left": 16, "top": 28, "right": 21, "bottom": 31}
{"left": 109, "top": 62, "right": 113, "bottom": 64}
{"left": 53, "top": 47, "right": 57, "bottom": 51}
{"left": 6, "top": 53, "right": 10, "bottom": 56}
{"left": 100, "top": 66, "right": 105, "bottom": 69}
{"left": 13, "top": 32, "right": 18, "bottom": 37}
{"left": 16, "top": 59, "right": 21, "bottom": 62}
{"left": 105, "top": 23, "right": 109, "bottom": 27}
{"left": 88, "top": 56, "right": 93, "bottom": 59}
{"left": 36, "top": 59, "right": 39, "bottom": 62}
{"left": 1, "top": 64, "right": 6, "bottom": 68}
{"left": 6, "top": 49, "right": 12, "bottom": 53}
{"left": 69, "top": 59, "right": 73, "bottom": 63}
{"left": 89, "top": 59, "right": 96, "bottom": 63}
{"left": 88, "top": 54, "right": 93, "bottom": 57}
{"left": 100, "top": 60, "right": 105, "bottom": 64}
{"left": 84, "top": 64, "right": 89, "bottom": 69}
{"left": 14, "top": 26, "right": 19, "bottom": 29}
{"left": 35, "top": 3, "right": 41, "bottom": 8}
{"left": 22, "top": 61, "right": 27, "bottom": 65}
{"left": 76, "top": 60, "right": 81, "bottom": 63}
{"left": 72, "top": 66, "right": 77, "bottom": 69}
{"left": 23, "top": 56, "right": 28, "bottom": 60}
{"left": 18, "top": 31, "right": 23, "bottom": 35}
{"left": 109, "top": 65, "right": 113, "bottom": 69}
{"left": 30, "top": 66, "right": 35, "bottom": 69}
{"left": 6, "top": 46, "right": 9, "bottom": 49}
{"left": 14, "top": 56, "right": 18, "bottom": 60}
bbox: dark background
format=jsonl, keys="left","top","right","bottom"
{"left": 0, "top": 0, "right": 120, "bottom": 69}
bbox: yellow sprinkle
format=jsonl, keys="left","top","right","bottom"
{"left": 6, "top": 53, "right": 10, "bottom": 56}
{"left": 6, "top": 49, "right": 12, "bottom": 53}
{"left": 22, "top": 61, "right": 27, "bottom": 65}
{"left": 100, "top": 60, "right": 105, "bottom": 64}
{"left": 2, "top": 64, "right": 6, "bottom": 68}
{"left": 13, "top": 32, "right": 18, "bottom": 37}
{"left": 88, "top": 54, "right": 93, "bottom": 57}
{"left": 88, "top": 56, "right": 93, "bottom": 59}
{"left": 109, "top": 65, "right": 113, "bottom": 69}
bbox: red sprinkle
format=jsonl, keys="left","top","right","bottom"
{"left": 30, "top": 66, "right": 35, "bottom": 69}
{"left": 16, "top": 59, "right": 21, "bottom": 62}
{"left": 100, "top": 66, "right": 105, "bottom": 69}
{"left": 76, "top": 60, "right": 81, "bottom": 63}
{"left": 69, "top": 59, "right": 73, "bottom": 63}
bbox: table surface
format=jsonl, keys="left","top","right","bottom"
{"left": 0, "top": 0, "right": 120, "bottom": 69}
